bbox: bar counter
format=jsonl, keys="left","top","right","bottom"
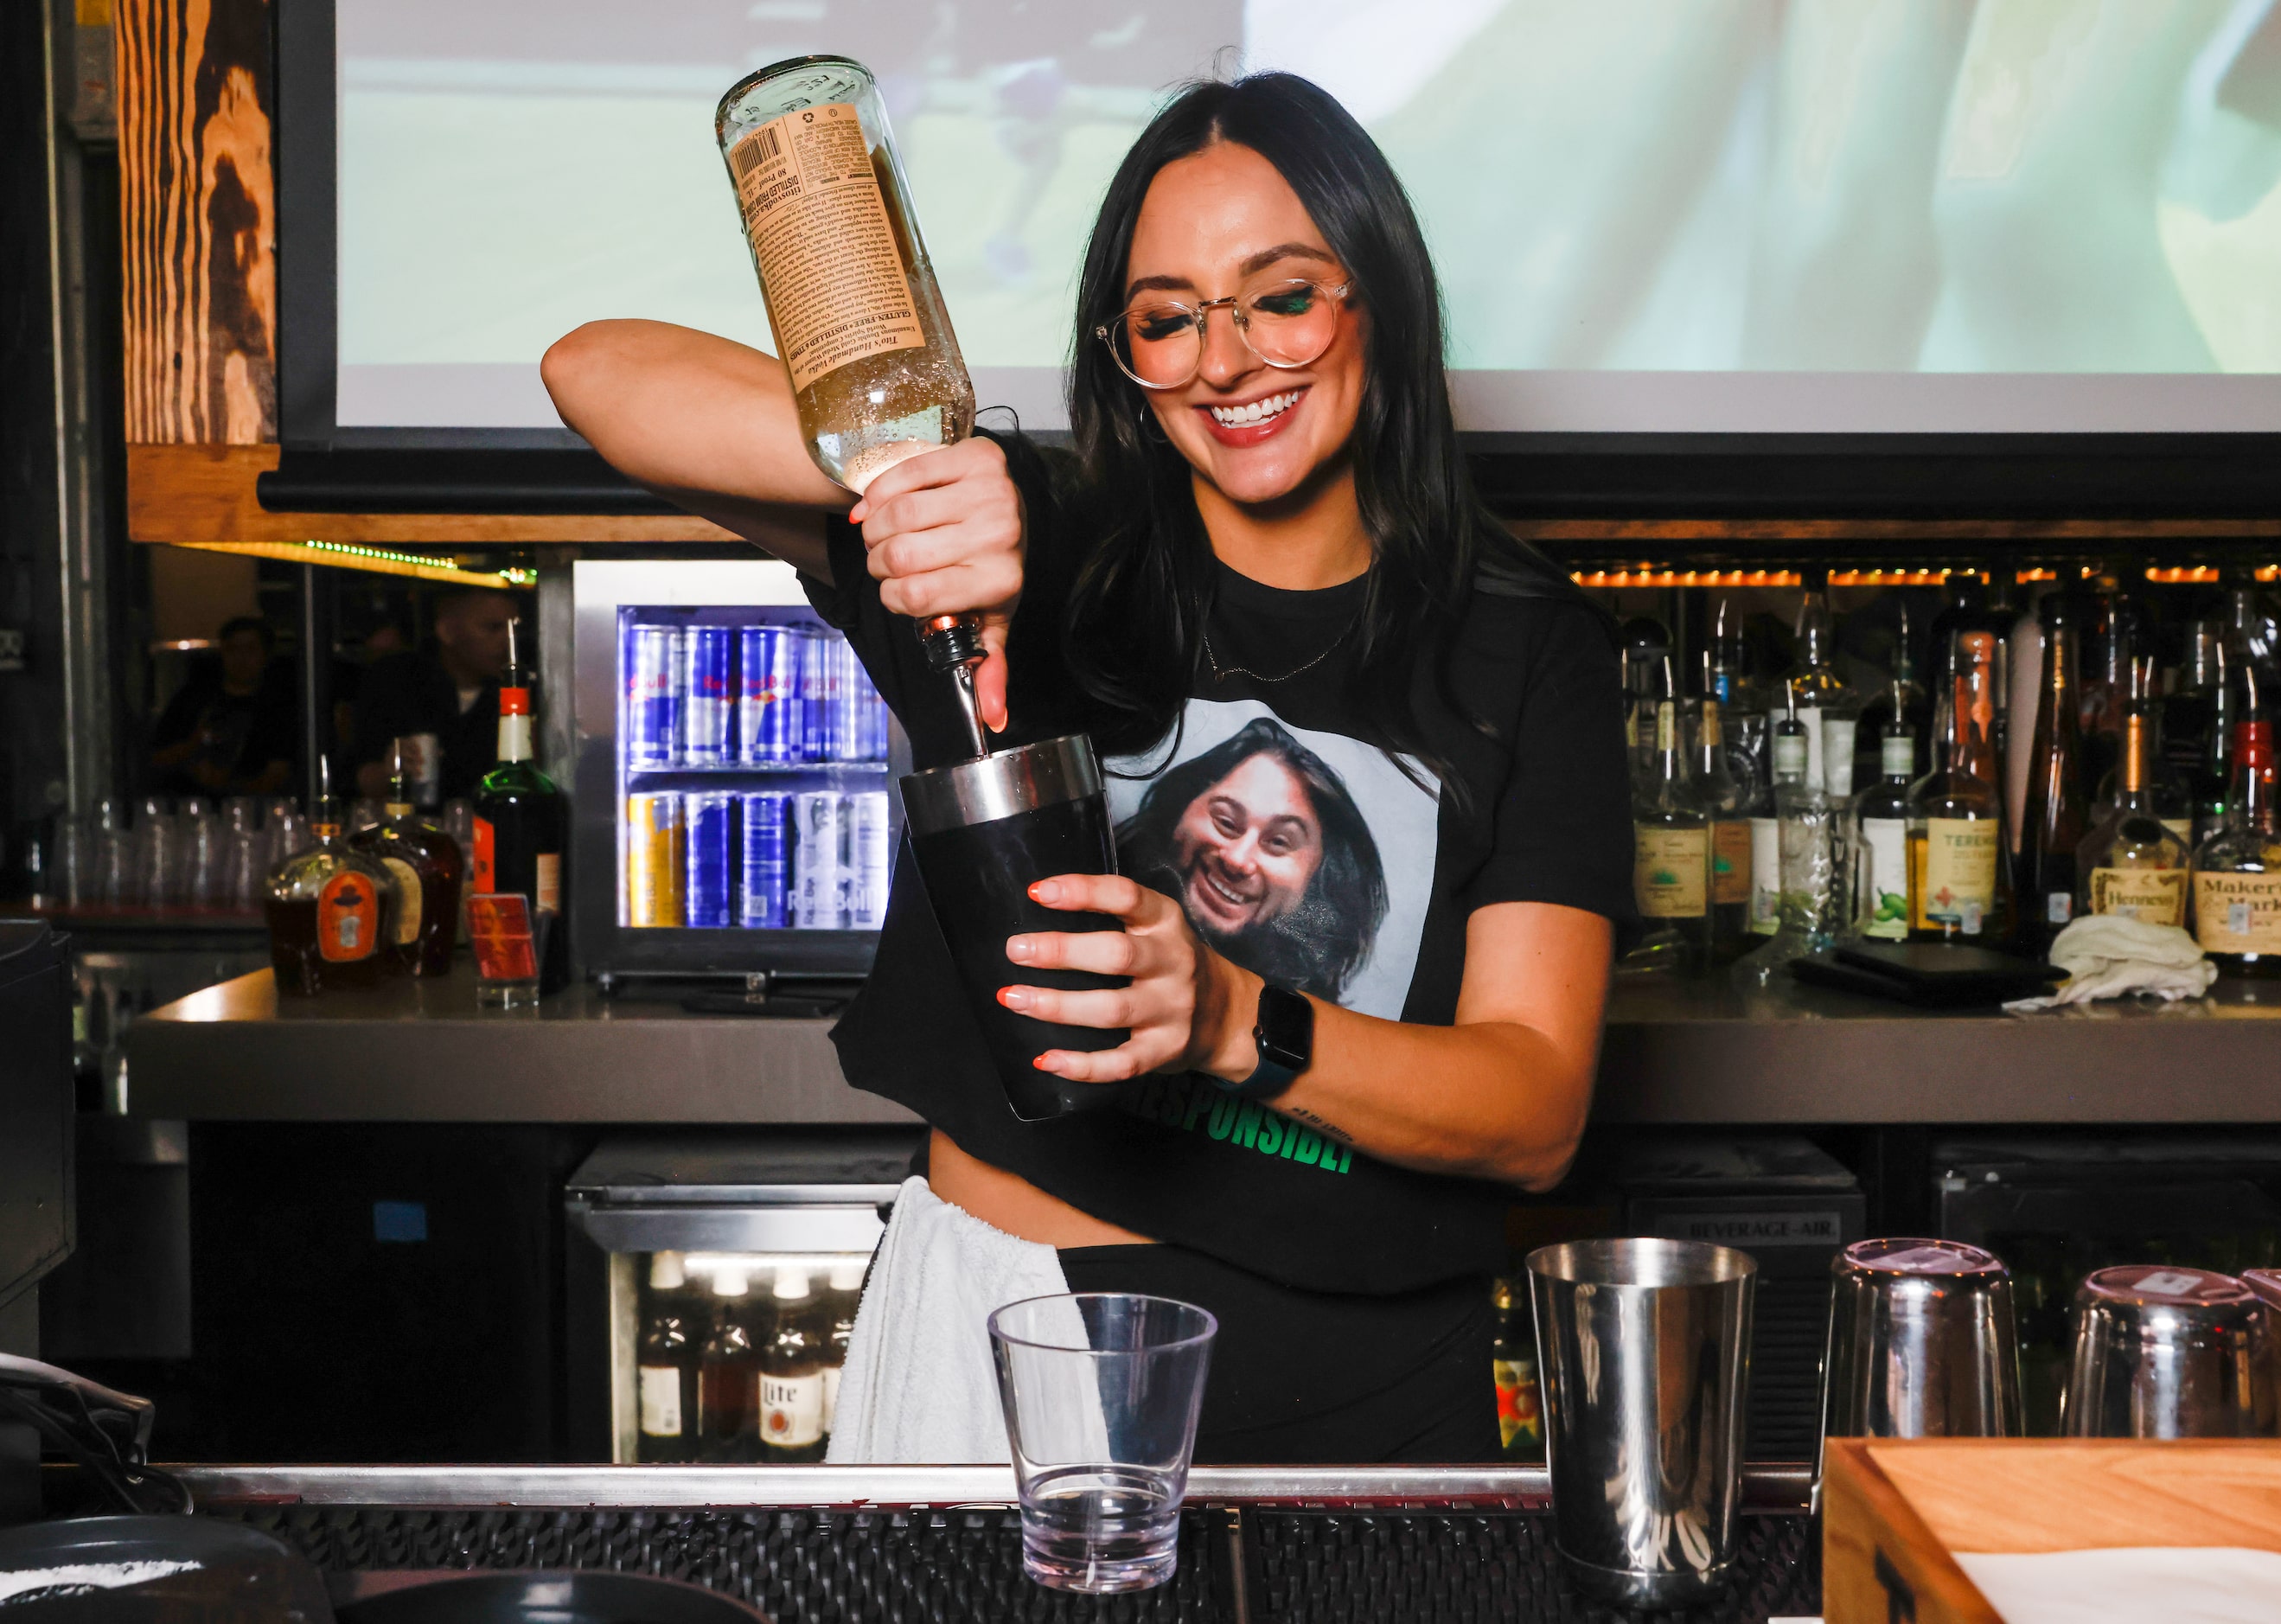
{"left": 125, "top": 963, "right": 2281, "bottom": 1124}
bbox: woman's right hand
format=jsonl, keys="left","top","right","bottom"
{"left": 847, "top": 436, "right": 1026, "bottom": 734}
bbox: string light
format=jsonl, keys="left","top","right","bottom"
{"left": 174, "top": 540, "right": 526, "bottom": 589}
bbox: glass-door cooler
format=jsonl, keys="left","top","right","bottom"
{"left": 564, "top": 1133, "right": 919, "bottom": 1464}
{"left": 572, "top": 559, "right": 909, "bottom": 985}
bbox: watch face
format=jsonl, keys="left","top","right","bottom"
{"left": 1256, "top": 985, "right": 1313, "bottom": 1068}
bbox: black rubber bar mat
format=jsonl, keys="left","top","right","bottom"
{"left": 205, "top": 1502, "right": 1822, "bottom": 1624}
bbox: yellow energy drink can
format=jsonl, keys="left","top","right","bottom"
{"left": 625, "top": 793, "right": 685, "bottom": 927}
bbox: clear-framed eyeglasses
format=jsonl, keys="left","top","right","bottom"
{"left": 1095, "top": 278, "right": 1351, "bottom": 391}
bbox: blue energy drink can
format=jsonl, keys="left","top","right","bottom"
{"left": 683, "top": 790, "right": 736, "bottom": 928}
{"left": 851, "top": 662, "right": 890, "bottom": 763}
{"left": 827, "top": 639, "right": 870, "bottom": 764}
{"left": 623, "top": 624, "right": 680, "bottom": 770}
{"left": 798, "top": 631, "right": 838, "bottom": 764}
{"left": 679, "top": 625, "right": 735, "bottom": 766}
{"left": 738, "top": 625, "right": 801, "bottom": 764}
{"left": 738, "top": 791, "right": 791, "bottom": 929}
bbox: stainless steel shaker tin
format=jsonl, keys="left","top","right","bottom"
{"left": 899, "top": 735, "right": 1103, "bottom": 835}
{"left": 2061, "top": 1263, "right": 2266, "bottom": 1439}
{"left": 1822, "top": 1237, "right": 2022, "bottom": 1444}
{"left": 1528, "top": 1238, "right": 1756, "bottom": 1608}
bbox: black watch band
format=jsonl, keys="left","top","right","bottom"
{"left": 1216, "top": 984, "right": 1313, "bottom": 1102}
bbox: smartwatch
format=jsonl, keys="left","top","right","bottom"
{"left": 1217, "top": 984, "right": 1313, "bottom": 1101}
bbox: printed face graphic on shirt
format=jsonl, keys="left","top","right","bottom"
{"left": 1169, "top": 751, "right": 1326, "bottom": 937}
{"left": 1108, "top": 701, "right": 1441, "bottom": 1019}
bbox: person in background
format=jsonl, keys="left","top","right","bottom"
{"left": 351, "top": 588, "right": 516, "bottom": 801}
{"left": 149, "top": 617, "right": 297, "bottom": 797}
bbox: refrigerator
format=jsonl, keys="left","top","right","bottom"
{"left": 570, "top": 559, "right": 911, "bottom": 988}
{"left": 564, "top": 1132, "right": 921, "bottom": 1464}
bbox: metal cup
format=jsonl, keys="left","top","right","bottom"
{"left": 1528, "top": 1238, "right": 1756, "bottom": 1608}
{"left": 2060, "top": 1264, "right": 2266, "bottom": 1438}
{"left": 2233, "top": 1268, "right": 2281, "bottom": 1436}
{"left": 1822, "top": 1238, "right": 2022, "bottom": 1446}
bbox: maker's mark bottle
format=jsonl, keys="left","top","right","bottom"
{"left": 717, "top": 56, "right": 974, "bottom": 495}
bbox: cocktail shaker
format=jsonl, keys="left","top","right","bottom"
{"left": 1528, "top": 1237, "right": 1756, "bottom": 1608}
{"left": 2060, "top": 1264, "right": 2266, "bottom": 1439}
{"left": 902, "top": 735, "right": 1128, "bottom": 1121}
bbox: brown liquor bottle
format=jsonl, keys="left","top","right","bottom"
{"left": 2074, "top": 667, "right": 2190, "bottom": 929}
{"left": 265, "top": 764, "right": 398, "bottom": 995}
{"left": 2017, "top": 597, "right": 2087, "bottom": 956}
{"left": 2194, "top": 719, "right": 2281, "bottom": 977}
{"left": 1907, "top": 630, "right": 2013, "bottom": 945}
{"left": 353, "top": 751, "right": 466, "bottom": 976}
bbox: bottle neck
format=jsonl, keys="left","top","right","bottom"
{"left": 2234, "top": 722, "right": 2277, "bottom": 832}
{"left": 1696, "top": 699, "right": 1723, "bottom": 754}
{"left": 1880, "top": 732, "right": 1914, "bottom": 782}
{"left": 1653, "top": 701, "right": 1686, "bottom": 781}
{"left": 1950, "top": 634, "right": 1997, "bottom": 781}
{"left": 1772, "top": 726, "right": 1809, "bottom": 787}
{"left": 2115, "top": 709, "right": 2156, "bottom": 809}
{"left": 496, "top": 687, "right": 534, "bottom": 763}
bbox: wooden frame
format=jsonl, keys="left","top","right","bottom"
{"left": 1823, "top": 1437, "right": 2281, "bottom": 1624}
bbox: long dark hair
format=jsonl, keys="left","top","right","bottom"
{"left": 1116, "top": 717, "right": 1388, "bottom": 1000}
{"left": 1055, "top": 72, "right": 1583, "bottom": 782}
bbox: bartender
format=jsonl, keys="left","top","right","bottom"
{"left": 350, "top": 588, "right": 514, "bottom": 801}
{"left": 545, "top": 73, "right": 1632, "bottom": 1462}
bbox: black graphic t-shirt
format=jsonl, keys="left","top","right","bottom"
{"left": 803, "top": 432, "right": 1632, "bottom": 1294}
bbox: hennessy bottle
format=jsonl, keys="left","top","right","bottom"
{"left": 716, "top": 56, "right": 974, "bottom": 496}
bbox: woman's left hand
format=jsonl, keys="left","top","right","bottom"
{"left": 998, "top": 875, "right": 1258, "bottom": 1083}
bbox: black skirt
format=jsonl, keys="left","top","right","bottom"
{"left": 1056, "top": 1243, "right": 1498, "bottom": 1465}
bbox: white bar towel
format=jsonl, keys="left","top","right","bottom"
{"left": 826, "top": 1175, "right": 1072, "bottom": 1464}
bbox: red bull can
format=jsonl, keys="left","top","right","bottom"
{"left": 623, "top": 624, "right": 680, "bottom": 770}
{"left": 738, "top": 791, "right": 791, "bottom": 929}
{"left": 792, "top": 791, "right": 845, "bottom": 929}
{"left": 679, "top": 625, "right": 735, "bottom": 766}
{"left": 738, "top": 624, "right": 801, "bottom": 764}
{"left": 684, "top": 790, "right": 736, "bottom": 928}
{"left": 846, "top": 790, "right": 891, "bottom": 928}
{"left": 623, "top": 793, "right": 683, "bottom": 927}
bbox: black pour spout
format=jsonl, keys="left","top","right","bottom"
{"left": 918, "top": 613, "right": 989, "bottom": 760}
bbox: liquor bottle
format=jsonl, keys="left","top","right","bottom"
{"left": 1850, "top": 715, "right": 1916, "bottom": 943}
{"left": 821, "top": 1257, "right": 864, "bottom": 1443}
{"left": 716, "top": 58, "right": 973, "bottom": 495}
{"left": 758, "top": 1268, "right": 827, "bottom": 1464}
{"left": 2091, "top": 660, "right": 2195, "bottom": 844}
{"left": 1490, "top": 1276, "right": 1543, "bottom": 1463}
{"left": 2223, "top": 574, "right": 2281, "bottom": 696}
{"left": 472, "top": 620, "right": 568, "bottom": 989}
{"left": 1705, "top": 601, "right": 1769, "bottom": 801}
{"left": 351, "top": 747, "right": 465, "bottom": 977}
{"left": 264, "top": 760, "right": 397, "bottom": 996}
{"left": 2016, "top": 597, "right": 2088, "bottom": 957}
{"left": 1695, "top": 696, "right": 1752, "bottom": 961}
{"left": 1925, "top": 571, "right": 1990, "bottom": 771}
{"left": 2003, "top": 584, "right": 2048, "bottom": 854}
{"left": 696, "top": 1269, "right": 760, "bottom": 1462}
{"left": 1748, "top": 704, "right": 1809, "bottom": 939}
{"left": 1620, "top": 618, "right": 1671, "bottom": 794}
{"left": 2169, "top": 620, "right": 2229, "bottom": 843}
{"left": 1908, "top": 630, "right": 2012, "bottom": 945}
{"left": 1853, "top": 600, "right": 1929, "bottom": 792}
{"left": 2075, "top": 668, "right": 2191, "bottom": 928}
{"left": 2194, "top": 717, "right": 2281, "bottom": 977}
{"left": 1735, "top": 693, "right": 1842, "bottom": 982}
{"left": 2077, "top": 569, "right": 2137, "bottom": 802}
{"left": 636, "top": 1252, "right": 695, "bottom": 1463}
{"left": 1627, "top": 687, "right": 1711, "bottom": 973}
{"left": 1787, "top": 582, "right": 1855, "bottom": 797}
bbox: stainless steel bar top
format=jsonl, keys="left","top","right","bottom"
{"left": 126, "top": 965, "right": 2281, "bottom": 1125}
{"left": 175, "top": 1462, "right": 1814, "bottom": 1514}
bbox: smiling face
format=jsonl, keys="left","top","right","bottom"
{"left": 1167, "top": 751, "right": 1326, "bottom": 937}
{"left": 1123, "top": 142, "right": 1366, "bottom": 508}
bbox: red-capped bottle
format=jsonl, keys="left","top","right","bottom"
{"left": 2194, "top": 718, "right": 2281, "bottom": 977}
{"left": 471, "top": 619, "right": 568, "bottom": 988}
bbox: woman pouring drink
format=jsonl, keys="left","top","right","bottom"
{"left": 544, "top": 72, "right": 1632, "bottom": 1462}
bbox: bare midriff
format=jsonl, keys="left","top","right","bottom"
{"left": 928, "top": 1128, "right": 1157, "bottom": 1249}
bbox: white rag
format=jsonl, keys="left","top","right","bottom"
{"left": 1956, "top": 1546, "right": 2281, "bottom": 1622}
{"left": 2003, "top": 915, "right": 2217, "bottom": 1013}
{"left": 825, "top": 1175, "right": 1071, "bottom": 1464}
